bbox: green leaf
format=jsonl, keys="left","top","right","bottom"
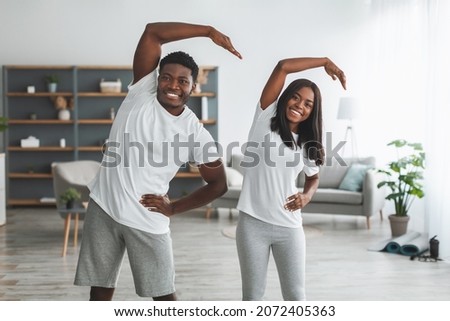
{"left": 408, "top": 142, "right": 423, "bottom": 151}
{"left": 0, "top": 116, "right": 8, "bottom": 132}
{"left": 376, "top": 139, "right": 426, "bottom": 216}
{"left": 388, "top": 139, "right": 407, "bottom": 148}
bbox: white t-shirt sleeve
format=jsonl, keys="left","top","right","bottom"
{"left": 246, "top": 101, "right": 277, "bottom": 140}
{"left": 190, "top": 126, "right": 220, "bottom": 165}
{"left": 302, "top": 149, "right": 320, "bottom": 177}
{"left": 127, "top": 70, "right": 158, "bottom": 94}
{"left": 253, "top": 101, "right": 277, "bottom": 123}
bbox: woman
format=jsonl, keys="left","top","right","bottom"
{"left": 236, "top": 57, "right": 346, "bottom": 301}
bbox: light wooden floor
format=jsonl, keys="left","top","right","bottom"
{"left": 1, "top": 207, "right": 449, "bottom": 301}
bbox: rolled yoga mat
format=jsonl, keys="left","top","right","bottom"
{"left": 368, "top": 231, "right": 429, "bottom": 256}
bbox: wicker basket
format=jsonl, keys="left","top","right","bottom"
{"left": 100, "top": 78, "right": 122, "bottom": 93}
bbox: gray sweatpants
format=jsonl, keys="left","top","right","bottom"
{"left": 236, "top": 211, "right": 306, "bottom": 301}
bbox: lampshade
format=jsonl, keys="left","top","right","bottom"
{"left": 337, "top": 97, "right": 359, "bottom": 120}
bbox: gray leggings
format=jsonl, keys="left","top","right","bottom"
{"left": 236, "top": 211, "right": 306, "bottom": 301}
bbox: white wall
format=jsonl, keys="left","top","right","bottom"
{"left": 0, "top": 0, "right": 369, "bottom": 153}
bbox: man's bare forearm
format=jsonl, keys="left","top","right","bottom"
{"left": 144, "top": 22, "right": 213, "bottom": 45}
{"left": 171, "top": 181, "right": 227, "bottom": 215}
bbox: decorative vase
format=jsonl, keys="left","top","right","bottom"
{"left": 194, "top": 68, "right": 210, "bottom": 94}
{"left": 388, "top": 214, "right": 410, "bottom": 237}
{"left": 48, "top": 83, "right": 57, "bottom": 93}
{"left": 58, "top": 109, "right": 70, "bottom": 121}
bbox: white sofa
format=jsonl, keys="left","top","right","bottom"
{"left": 206, "top": 154, "right": 386, "bottom": 229}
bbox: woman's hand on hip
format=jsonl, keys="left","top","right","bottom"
{"left": 284, "top": 192, "right": 311, "bottom": 212}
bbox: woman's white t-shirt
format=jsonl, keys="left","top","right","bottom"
{"left": 237, "top": 102, "right": 319, "bottom": 228}
{"left": 88, "top": 70, "right": 218, "bottom": 234}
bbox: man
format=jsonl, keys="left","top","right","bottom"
{"left": 74, "top": 22, "right": 242, "bottom": 301}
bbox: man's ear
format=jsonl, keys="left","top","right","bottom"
{"left": 191, "top": 82, "right": 197, "bottom": 94}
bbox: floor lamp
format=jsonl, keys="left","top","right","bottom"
{"left": 337, "top": 97, "right": 359, "bottom": 158}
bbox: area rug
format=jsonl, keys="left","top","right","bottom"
{"left": 222, "top": 225, "right": 322, "bottom": 239}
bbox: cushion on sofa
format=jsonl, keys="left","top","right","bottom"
{"left": 297, "top": 158, "right": 348, "bottom": 188}
{"left": 219, "top": 186, "right": 242, "bottom": 199}
{"left": 338, "top": 163, "right": 372, "bottom": 192}
{"left": 230, "top": 153, "right": 246, "bottom": 175}
{"left": 297, "top": 157, "right": 376, "bottom": 188}
{"left": 311, "top": 188, "right": 363, "bottom": 204}
{"left": 225, "top": 167, "right": 243, "bottom": 187}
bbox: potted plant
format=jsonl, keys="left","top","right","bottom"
{"left": 377, "top": 139, "right": 425, "bottom": 236}
{"left": 45, "top": 74, "right": 59, "bottom": 93}
{"left": 0, "top": 116, "right": 7, "bottom": 132}
{"left": 60, "top": 187, "right": 81, "bottom": 209}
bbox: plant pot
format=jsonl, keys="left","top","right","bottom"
{"left": 66, "top": 200, "right": 74, "bottom": 209}
{"left": 47, "top": 82, "right": 57, "bottom": 93}
{"left": 388, "top": 214, "right": 410, "bottom": 237}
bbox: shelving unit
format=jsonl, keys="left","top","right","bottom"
{"left": 3, "top": 65, "right": 219, "bottom": 206}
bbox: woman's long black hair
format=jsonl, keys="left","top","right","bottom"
{"left": 270, "top": 79, "right": 325, "bottom": 166}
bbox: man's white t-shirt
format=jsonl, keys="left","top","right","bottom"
{"left": 237, "top": 102, "right": 320, "bottom": 228}
{"left": 88, "top": 70, "right": 218, "bottom": 234}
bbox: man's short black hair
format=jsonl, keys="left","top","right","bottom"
{"left": 159, "top": 51, "right": 199, "bottom": 82}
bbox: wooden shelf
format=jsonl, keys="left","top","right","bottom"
{"left": 8, "top": 170, "right": 203, "bottom": 180}
{"left": 199, "top": 66, "right": 217, "bottom": 71}
{"left": 175, "top": 172, "right": 202, "bottom": 178}
{"left": 200, "top": 119, "right": 216, "bottom": 125}
{"left": 8, "top": 146, "right": 75, "bottom": 152}
{"left": 7, "top": 119, "right": 216, "bottom": 125}
{"left": 8, "top": 119, "right": 74, "bottom": 125}
{"left": 5, "top": 65, "right": 73, "bottom": 70}
{"left": 78, "top": 119, "right": 211, "bottom": 125}
{"left": 9, "top": 172, "right": 53, "bottom": 179}
{"left": 8, "top": 199, "right": 56, "bottom": 206}
{"left": 78, "top": 92, "right": 127, "bottom": 97}
{"left": 78, "top": 146, "right": 103, "bottom": 152}
{"left": 7, "top": 92, "right": 73, "bottom": 97}
{"left": 77, "top": 65, "right": 132, "bottom": 70}
{"left": 78, "top": 119, "right": 113, "bottom": 125}
{"left": 190, "top": 92, "right": 215, "bottom": 98}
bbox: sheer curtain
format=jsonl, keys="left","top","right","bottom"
{"left": 425, "top": 0, "right": 450, "bottom": 260}
{"left": 362, "top": 0, "right": 428, "bottom": 228}
{"left": 363, "top": 0, "right": 449, "bottom": 259}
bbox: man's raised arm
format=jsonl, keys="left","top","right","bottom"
{"left": 132, "top": 22, "right": 242, "bottom": 84}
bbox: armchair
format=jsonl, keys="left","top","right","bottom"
{"left": 51, "top": 160, "right": 100, "bottom": 256}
